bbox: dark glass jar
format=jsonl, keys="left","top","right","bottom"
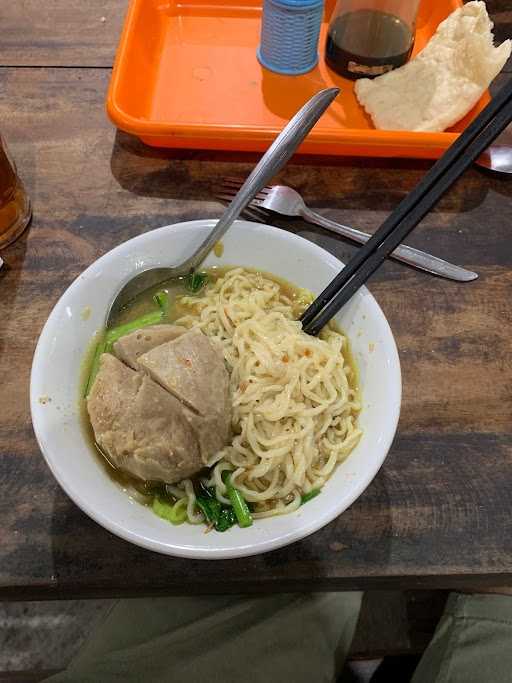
{"left": 325, "top": 0, "right": 420, "bottom": 79}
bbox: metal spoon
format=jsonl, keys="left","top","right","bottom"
{"left": 476, "top": 145, "right": 512, "bottom": 173}
{"left": 475, "top": 124, "right": 512, "bottom": 173}
{"left": 106, "top": 87, "right": 340, "bottom": 327}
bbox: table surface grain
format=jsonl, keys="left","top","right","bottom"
{"left": 0, "top": 0, "right": 511, "bottom": 599}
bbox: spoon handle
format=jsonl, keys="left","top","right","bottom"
{"left": 182, "top": 87, "right": 340, "bottom": 273}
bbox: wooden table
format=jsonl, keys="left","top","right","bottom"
{"left": 1, "top": 1, "right": 511, "bottom": 600}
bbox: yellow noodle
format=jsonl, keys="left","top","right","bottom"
{"left": 176, "top": 268, "right": 362, "bottom": 519}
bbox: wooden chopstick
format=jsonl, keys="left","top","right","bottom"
{"left": 301, "top": 78, "right": 512, "bottom": 336}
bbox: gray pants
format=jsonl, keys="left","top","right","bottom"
{"left": 46, "top": 592, "right": 512, "bottom": 682}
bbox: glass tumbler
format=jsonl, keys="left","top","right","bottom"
{"left": 0, "top": 135, "right": 31, "bottom": 249}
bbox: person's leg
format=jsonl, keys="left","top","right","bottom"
{"left": 412, "top": 592, "right": 512, "bottom": 683}
{"left": 45, "top": 592, "right": 363, "bottom": 683}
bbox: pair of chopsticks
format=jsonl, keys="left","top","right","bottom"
{"left": 301, "top": 78, "right": 512, "bottom": 337}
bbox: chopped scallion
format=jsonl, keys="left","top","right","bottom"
{"left": 301, "top": 489, "right": 321, "bottom": 505}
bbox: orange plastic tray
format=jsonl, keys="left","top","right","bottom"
{"left": 107, "top": 0, "right": 490, "bottom": 158}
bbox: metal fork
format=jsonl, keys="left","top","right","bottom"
{"left": 218, "top": 180, "right": 477, "bottom": 282}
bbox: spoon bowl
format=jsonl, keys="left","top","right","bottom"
{"left": 474, "top": 123, "right": 512, "bottom": 173}
{"left": 476, "top": 144, "right": 512, "bottom": 173}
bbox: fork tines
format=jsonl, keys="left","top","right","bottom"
{"left": 216, "top": 178, "right": 271, "bottom": 223}
{"left": 221, "top": 177, "right": 271, "bottom": 196}
{"left": 215, "top": 185, "right": 270, "bottom": 224}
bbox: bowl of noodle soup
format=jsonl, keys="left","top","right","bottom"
{"left": 31, "top": 219, "right": 401, "bottom": 558}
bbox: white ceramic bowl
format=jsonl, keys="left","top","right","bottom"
{"left": 31, "top": 220, "right": 401, "bottom": 559}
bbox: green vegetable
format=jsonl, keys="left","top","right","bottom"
{"left": 223, "top": 472, "right": 253, "bottom": 528}
{"left": 104, "top": 339, "right": 114, "bottom": 354}
{"left": 196, "top": 496, "right": 222, "bottom": 525}
{"left": 84, "top": 339, "right": 106, "bottom": 397}
{"left": 153, "top": 290, "right": 169, "bottom": 316}
{"left": 196, "top": 482, "right": 237, "bottom": 532}
{"left": 105, "top": 310, "right": 163, "bottom": 345}
{"left": 301, "top": 488, "right": 321, "bottom": 505}
{"left": 216, "top": 506, "right": 237, "bottom": 532}
{"left": 152, "top": 496, "right": 187, "bottom": 525}
{"left": 185, "top": 271, "right": 209, "bottom": 294}
{"left": 198, "top": 481, "right": 216, "bottom": 499}
{"left": 197, "top": 496, "right": 237, "bottom": 531}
